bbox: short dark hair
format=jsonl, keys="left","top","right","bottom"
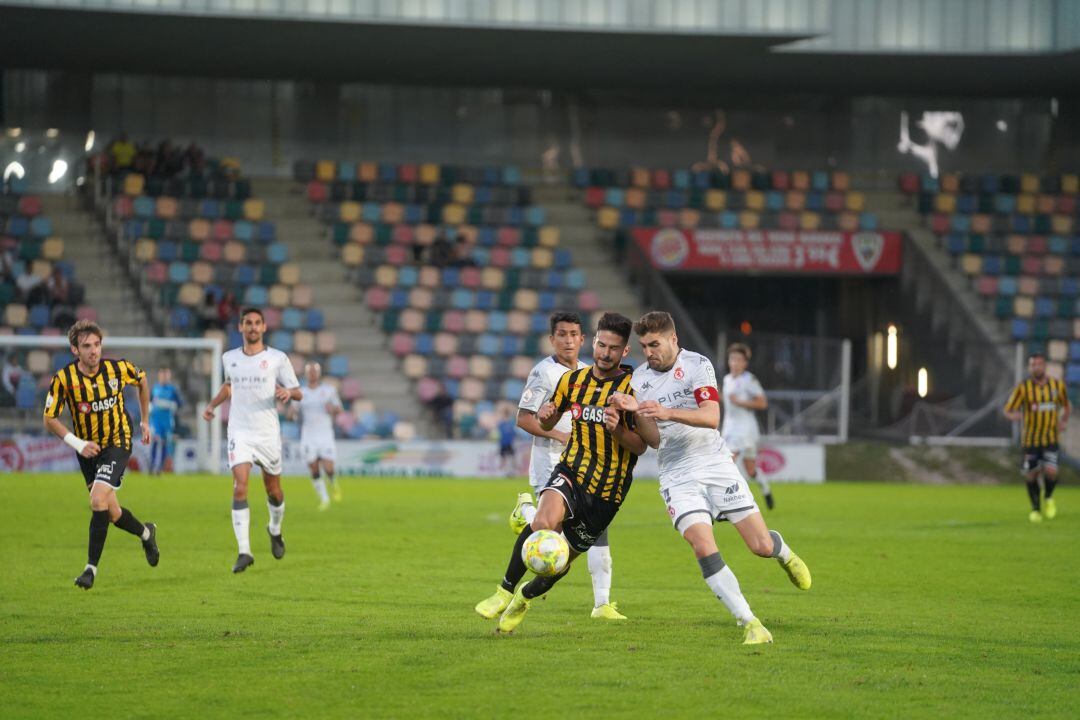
{"left": 595, "top": 312, "right": 633, "bottom": 343}
{"left": 68, "top": 320, "right": 104, "bottom": 349}
{"left": 727, "top": 343, "right": 752, "bottom": 361}
{"left": 634, "top": 311, "right": 676, "bottom": 337}
{"left": 239, "top": 307, "right": 264, "bottom": 322}
{"left": 549, "top": 311, "right": 583, "bottom": 335}
{"left": 1028, "top": 352, "right": 1046, "bottom": 361}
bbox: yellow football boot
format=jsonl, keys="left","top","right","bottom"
{"left": 475, "top": 585, "right": 514, "bottom": 619}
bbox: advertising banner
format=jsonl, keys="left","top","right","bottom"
{"left": 633, "top": 227, "right": 903, "bottom": 275}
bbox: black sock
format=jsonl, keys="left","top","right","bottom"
{"left": 326, "top": 473, "right": 335, "bottom": 485}
{"left": 88, "top": 510, "right": 110, "bottom": 567}
{"left": 310, "top": 471, "right": 320, "bottom": 481}
{"left": 523, "top": 566, "right": 570, "bottom": 599}
{"left": 1044, "top": 476, "right": 1058, "bottom": 499}
{"left": 1026, "top": 481, "right": 1041, "bottom": 511}
{"left": 500, "top": 524, "right": 533, "bottom": 593}
{"left": 113, "top": 507, "right": 146, "bottom": 538}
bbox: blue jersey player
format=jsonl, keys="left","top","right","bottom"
{"left": 149, "top": 368, "right": 182, "bottom": 475}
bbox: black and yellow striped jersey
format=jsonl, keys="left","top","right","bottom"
{"left": 44, "top": 358, "right": 146, "bottom": 450}
{"left": 1004, "top": 376, "right": 1070, "bottom": 447}
{"left": 551, "top": 364, "right": 639, "bottom": 505}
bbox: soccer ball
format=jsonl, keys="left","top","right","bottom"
{"left": 521, "top": 529, "right": 570, "bottom": 577}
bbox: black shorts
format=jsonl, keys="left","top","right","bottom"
{"left": 1022, "top": 445, "right": 1059, "bottom": 473}
{"left": 539, "top": 463, "right": 620, "bottom": 553}
{"left": 78, "top": 446, "right": 132, "bottom": 490}
{"left": 499, "top": 444, "right": 515, "bottom": 458}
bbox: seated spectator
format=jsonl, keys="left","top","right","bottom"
{"left": 45, "top": 266, "right": 70, "bottom": 307}
{"left": 216, "top": 290, "right": 238, "bottom": 328}
{"left": 133, "top": 141, "right": 158, "bottom": 177}
{"left": 430, "top": 232, "right": 453, "bottom": 268}
{"left": 451, "top": 237, "right": 477, "bottom": 268}
{"left": 108, "top": 132, "right": 136, "bottom": 175}
{"left": 0, "top": 244, "right": 15, "bottom": 283}
{"left": 427, "top": 382, "right": 455, "bottom": 439}
{"left": 16, "top": 271, "right": 47, "bottom": 305}
{"left": 184, "top": 141, "right": 206, "bottom": 175}
{"left": 198, "top": 289, "right": 220, "bottom": 331}
{"left": 155, "top": 139, "right": 184, "bottom": 178}
{"left": 0, "top": 353, "right": 22, "bottom": 407}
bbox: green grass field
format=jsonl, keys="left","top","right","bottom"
{"left": 3, "top": 474, "right": 1078, "bottom": 719}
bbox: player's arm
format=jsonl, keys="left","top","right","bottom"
{"left": 637, "top": 399, "right": 720, "bottom": 429}
{"left": 730, "top": 376, "right": 767, "bottom": 410}
{"left": 276, "top": 358, "right": 302, "bottom": 402}
{"left": 538, "top": 372, "right": 572, "bottom": 431}
{"left": 43, "top": 376, "right": 100, "bottom": 458}
{"left": 1058, "top": 382, "right": 1071, "bottom": 428}
{"left": 604, "top": 406, "right": 647, "bottom": 454}
{"left": 633, "top": 412, "right": 660, "bottom": 449}
{"left": 517, "top": 408, "right": 569, "bottom": 443}
{"left": 203, "top": 382, "right": 231, "bottom": 421}
{"left": 1003, "top": 384, "right": 1024, "bottom": 422}
{"left": 137, "top": 373, "right": 151, "bottom": 444}
{"left": 326, "top": 389, "right": 343, "bottom": 417}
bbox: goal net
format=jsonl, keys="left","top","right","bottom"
{"left": 0, "top": 334, "right": 223, "bottom": 472}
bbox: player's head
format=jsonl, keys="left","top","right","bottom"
{"left": 727, "top": 343, "right": 751, "bottom": 375}
{"left": 592, "top": 312, "right": 632, "bottom": 373}
{"left": 1028, "top": 352, "right": 1046, "bottom": 380}
{"left": 238, "top": 307, "right": 265, "bottom": 345}
{"left": 305, "top": 362, "right": 322, "bottom": 385}
{"left": 157, "top": 367, "right": 172, "bottom": 384}
{"left": 67, "top": 320, "right": 103, "bottom": 368}
{"left": 548, "top": 311, "right": 584, "bottom": 363}
{"left": 634, "top": 311, "right": 679, "bottom": 372}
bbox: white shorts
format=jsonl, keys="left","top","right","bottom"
{"left": 228, "top": 436, "right": 283, "bottom": 476}
{"left": 301, "top": 440, "right": 337, "bottom": 463}
{"left": 528, "top": 447, "right": 562, "bottom": 495}
{"left": 723, "top": 435, "right": 758, "bottom": 459}
{"left": 660, "top": 468, "right": 759, "bottom": 535}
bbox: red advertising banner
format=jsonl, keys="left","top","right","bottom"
{"left": 632, "top": 228, "right": 903, "bottom": 275}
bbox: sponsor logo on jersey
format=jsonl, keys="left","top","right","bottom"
{"left": 77, "top": 396, "right": 119, "bottom": 414}
{"left": 570, "top": 403, "right": 583, "bottom": 420}
{"left": 571, "top": 404, "right": 607, "bottom": 423}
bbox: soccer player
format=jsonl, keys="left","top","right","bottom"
{"left": 202, "top": 307, "right": 302, "bottom": 572}
{"left": 1003, "top": 352, "right": 1070, "bottom": 522}
{"left": 510, "top": 311, "right": 626, "bottom": 620}
{"left": 721, "top": 343, "right": 773, "bottom": 509}
{"left": 496, "top": 407, "right": 517, "bottom": 476}
{"left": 293, "top": 362, "right": 342, "bottom": 510}
{"left": 148, "top": 367, "right": 182, "bottom": 475}
{"left": 610, "top": 312, "right": 811, "bottom": 644}
{"left": 474, "top": 312, "right": 658, "bottom": 633}
{"left": 43, "top": 320, "right": 160, "bottom": 589}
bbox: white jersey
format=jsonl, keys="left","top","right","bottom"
{"left": 518, "top": 355, "right": 588, "bottom": 490}
{"left": 222, "top": 346, "right": 300, "bottom": 443}
{"left": 631, "top": 349, "right": 729, "bottom": 487}
{"left": 721, "top": 371, "right": 764, "bottom": 442}
{"left": 298, "top": 383, "right": 341, "bottom": 445}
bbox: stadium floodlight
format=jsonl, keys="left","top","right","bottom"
{"left": 886, "top": 325, "right": 898, "bottom": 370}
{"left": 3, "top": 161, "right": 25, "bottom": 180}
{"left": 48, "top": 159, "right": 68, "bottom": 184}
{"left": 0, "top": 334, "right": 224, "bottom": 472}
{"left": 918, "top": 368, "right": 929, "bottom": 398}
{"left": 85, "top": 130, "right": 95, "bottom": 152}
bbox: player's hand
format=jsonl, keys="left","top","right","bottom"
{"left": 140, "top": 420, "right": 151, "bottom": 445}
{"left": 603, "top": 406, "right": 621, "bottom": 432}
{"left": 537, "top": 402, "right": 557, "bottom": 424}
{"left": 80, "top": 441, "right": 102, "bottom": 458}
{"left": 552, "top": 430, "right": 570, "bottom": 445}
{"left": 275, "top": 386, "right": 293, "bottom": 402}
{"left": 607, "top": 392, "right": 638, "bottom": 413}
{"left": 637, "top": 400, "right": 671, "bottom": 421}
{"left": 202, "top": 405, "right": 216, "bottom": 421}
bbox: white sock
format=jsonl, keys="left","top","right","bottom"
{"left": 587, "top": 544, "right": 613, "bottom": 607}
{"left": 700, "top": 553, "right": 755, "bottom": 624}
{"left": 770, "top": 530, "right": 793, "bottom": 563}
{"left": 231, "top": 503, "right": 251, "bottom": 555}
{"left": 312, "top": 478, "right": 330, "bottom": 503}
{"left": 752, "top": 472, "right": 772, "bottom": 495}
{"left": 84, "top": 564, "right": 97, "bottom": 576}
{"left": 140, "top": 526, "right": 150, "bottom": 541}
{"left": 268, "top": 499, "right": 285, "bottom": 536}
{"left": 522, "top": 502, "right": 537, "bottom": 523}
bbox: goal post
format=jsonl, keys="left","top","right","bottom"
{"left": 0, "top": 334, "right": 223, "bottom": 472}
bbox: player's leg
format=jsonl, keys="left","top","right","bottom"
{"left": 262, "top": 470, "right": 286, "bottom": 560}
{"left": 587, "top": 530, "right": 624, "bottom": 619}
{"left": 681, "top": 521, "right": 762, "bottom": 637}
{"left": 1022, "top": 451, "right": 1042, "bottom": 522}
{"left": 1042, "top": 448, "right": 1059, "bottom": 519}
{"left": 100, "top": 452, "right": 159, "bottom": 566}
{"left": 732, "top": 511, "right": 811, "bottom": 590}
{"left": 742, "top": 450, "right": 773, "bottom": 510}
{"left": 230, "top": 461, "right": 255, "bottom": 571}
{"left": 476, "top": 478, "right": 570, "bottom": 619}
{"left": 324, "top": 457, "right": 341, "bottom": 501}
{"left": 308, "top": 456, "right": 330, "bottom": 510}
{"left": 77, "top": 472, "right": 112, "bottom": 589}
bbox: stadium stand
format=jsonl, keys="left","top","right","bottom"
{"left": 901, "top": 171, "right": 1080, "bottom": 402}
{"left": 298, "top": 159, "right": 601, "bottom": 438}
{"left": 1, "top": 177, "right": 86, "bottom": 409}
